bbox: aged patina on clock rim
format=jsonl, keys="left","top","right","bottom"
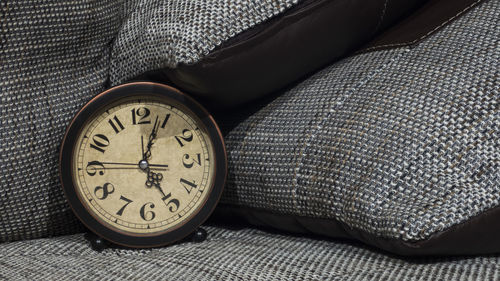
{"left": 59, "top": 82, "right": 227, "bottom": 248}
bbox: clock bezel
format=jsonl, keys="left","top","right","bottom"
{"left": 59, "top": 82, "right": 227, "bottom": 248}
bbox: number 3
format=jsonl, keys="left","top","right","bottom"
{"left": 182, "top": 153, "right": 201, "bottom": 168}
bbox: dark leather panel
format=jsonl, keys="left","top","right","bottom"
{"left": 359, "top": 0, "right": 486, "bottom": 53}
{"left": 160, "top": 0, "right": 428, "bottom": 107}
{"left": 212, "top": 204, "right": 500, "bottom": 256}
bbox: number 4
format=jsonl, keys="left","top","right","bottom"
{"left": 180, "top": 178, "right": 197, "bottom": 194}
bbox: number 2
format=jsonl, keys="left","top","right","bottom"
{"left": 175, "top": 129, "right": 193, "bottom": 147}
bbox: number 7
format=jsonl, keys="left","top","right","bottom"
{"left": 116, "top": 195, "right": 133, "bottom": 216}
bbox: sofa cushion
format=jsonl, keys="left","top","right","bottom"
{"left": 2, "top": 0, "right": 421, "bottom": 242}
{"left": 0, "top": 0, "right": 304, "bottom": 243}
{"left": 0, "top": 0, "right": 495, "bottom": 255}
{"left": 216, "top": 0, "right": 499, "bottom": 256}
{"left": 109, "top": 0, "right": 301, "bottom": 86}
{"left": 117, "top": 0, "right": 485, "bottom": 108}
{"left": 1, "top": 225, "right": 499, "bottom": 280}
{"left": 140, "top": 0, "right": 427, "bottom": 106}
{"left": 359, "top": 0, "right": 488, "bottom": 53}
{"left": 0, "top": 0, "right": 123, "bottom": 242}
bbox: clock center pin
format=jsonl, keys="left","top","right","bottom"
{"left": 139, "top": 160, "right": 149, "bottom": 170}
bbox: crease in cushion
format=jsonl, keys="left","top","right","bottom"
{"left": 215, "top": 0, "right": 499, "bottom": 255}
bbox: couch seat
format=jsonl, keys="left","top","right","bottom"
{"left": 1, "top": 226, "right": 499, "bottom": 280}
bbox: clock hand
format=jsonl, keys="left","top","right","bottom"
{"left": 143, "top": 116, "right": 160, "bottom": 161}
{"left": 145, "top": 169, "right": 169, "bottom": 200}
{"left": 141, "top": 135, "right": 145, "bottom": 159}
{"left": 142, "top": 117, "right": 170, "bottom": 200}
{"left": 85, "top": 161, "right": 167, "bottom": 176}
{"left": 93, "top": 167, "right": 167, "bottom": 171}
{"left": 99, "top": 162, "right": 168, "bottom": 168}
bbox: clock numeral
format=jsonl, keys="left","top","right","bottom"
{"left": 180, "top": 178, "right": 197, "bottom": 194}
{"left": 182, "top": 153, "right": 201, "bottom": 168}
{"left": 94, "top": 183, "right": 114, "bottom": 200}
{"left": 175, "top": 129, "right": 193, "bottom": 147}
{"left": 116, "top": 195, "right": 133, "bottom": 216}
{"left": 161, "top": 113, "right": 171, "bottom": 129}
{"left": 140, "top": 202, "right": 156, "bottom": 221}
{"left": 86, "top": 160, "right": 105, "bottom": 176}
{"left": 131, "top": 107, "right": 151, "bottom": 125}
{"left": 161, "top": 192, "right": 180, "bottom": 212}
{"left": 89, "top": 134, "right": 109, "bottom": 153}
{"left": 108, "top": 115, "right": 125, "bottom": 134}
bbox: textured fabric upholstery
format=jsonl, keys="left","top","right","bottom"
{"left": 0, "top": 0, "right": 301, "bottom": 242}
{"left": 109, "top": 0, "right": 300, "bottom": 85}
{"left": 0, "top": 0, "right": 497, "bottom": 255}
{"left": 0, "top": 0, "right": 123, "bottom": 241}
{"left": 1, "top": 226, "right": 499, "bottom": 280}
{"left": 220, "top": 0, "right": 499, "bottom": 243}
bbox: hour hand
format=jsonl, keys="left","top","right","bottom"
{"left": 141, "top": 135, "right": 145, "bottom": 159}
{"left": 145, "top": 170, "right": 166, "bottom": 192}
{"left": 146, "top": 170, "right": 162, "bottom": 187}
{"left": 143, "top": 116, "right": 160, "bottom": 160}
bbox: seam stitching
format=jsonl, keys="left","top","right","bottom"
{"left": 362, "top": 0, "right": 483, "bottom": 52}
{"left": 375, "top": 0, "right": 390, "bottom": 32}
{"left": 292, "top": 47, "right": 411, "bottom": 214}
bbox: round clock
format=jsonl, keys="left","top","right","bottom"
{"left": 59, "top": 82, "right": 226, "bottom": 248}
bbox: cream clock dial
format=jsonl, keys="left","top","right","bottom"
{"left": 60, "top": 82, "right": 226, "bottom": 247}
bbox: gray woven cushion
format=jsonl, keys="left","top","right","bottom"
{"left": 0, "top": 0, "right": 498, "bottom": 258}
{"left": 219, "top": 0, "right": 499, "bottom": 253}
{"left": 1, "top": 226, "right": 499, "bottom": 280}
{"left": 0, "top": 0, "right": 123, "bottom": 241}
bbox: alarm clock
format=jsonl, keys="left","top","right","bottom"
{"left": 59, "top": 82, "right": 226, "bottom": 248}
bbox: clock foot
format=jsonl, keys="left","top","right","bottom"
{"left": 84, "top": 232, "right": 109, "bottom": 252}
{"left": 83, "top": 228, "right": 208, "bottom": 251}
{"left": 191, "top": 227, "right": 208, "bottom": 243}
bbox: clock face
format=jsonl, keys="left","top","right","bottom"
{"left": 60, "top": 82, "right": 226, "bottom": 247}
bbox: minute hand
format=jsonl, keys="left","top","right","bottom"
{"left": 99, "top": 162, "right": 168, "bottom": 168}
